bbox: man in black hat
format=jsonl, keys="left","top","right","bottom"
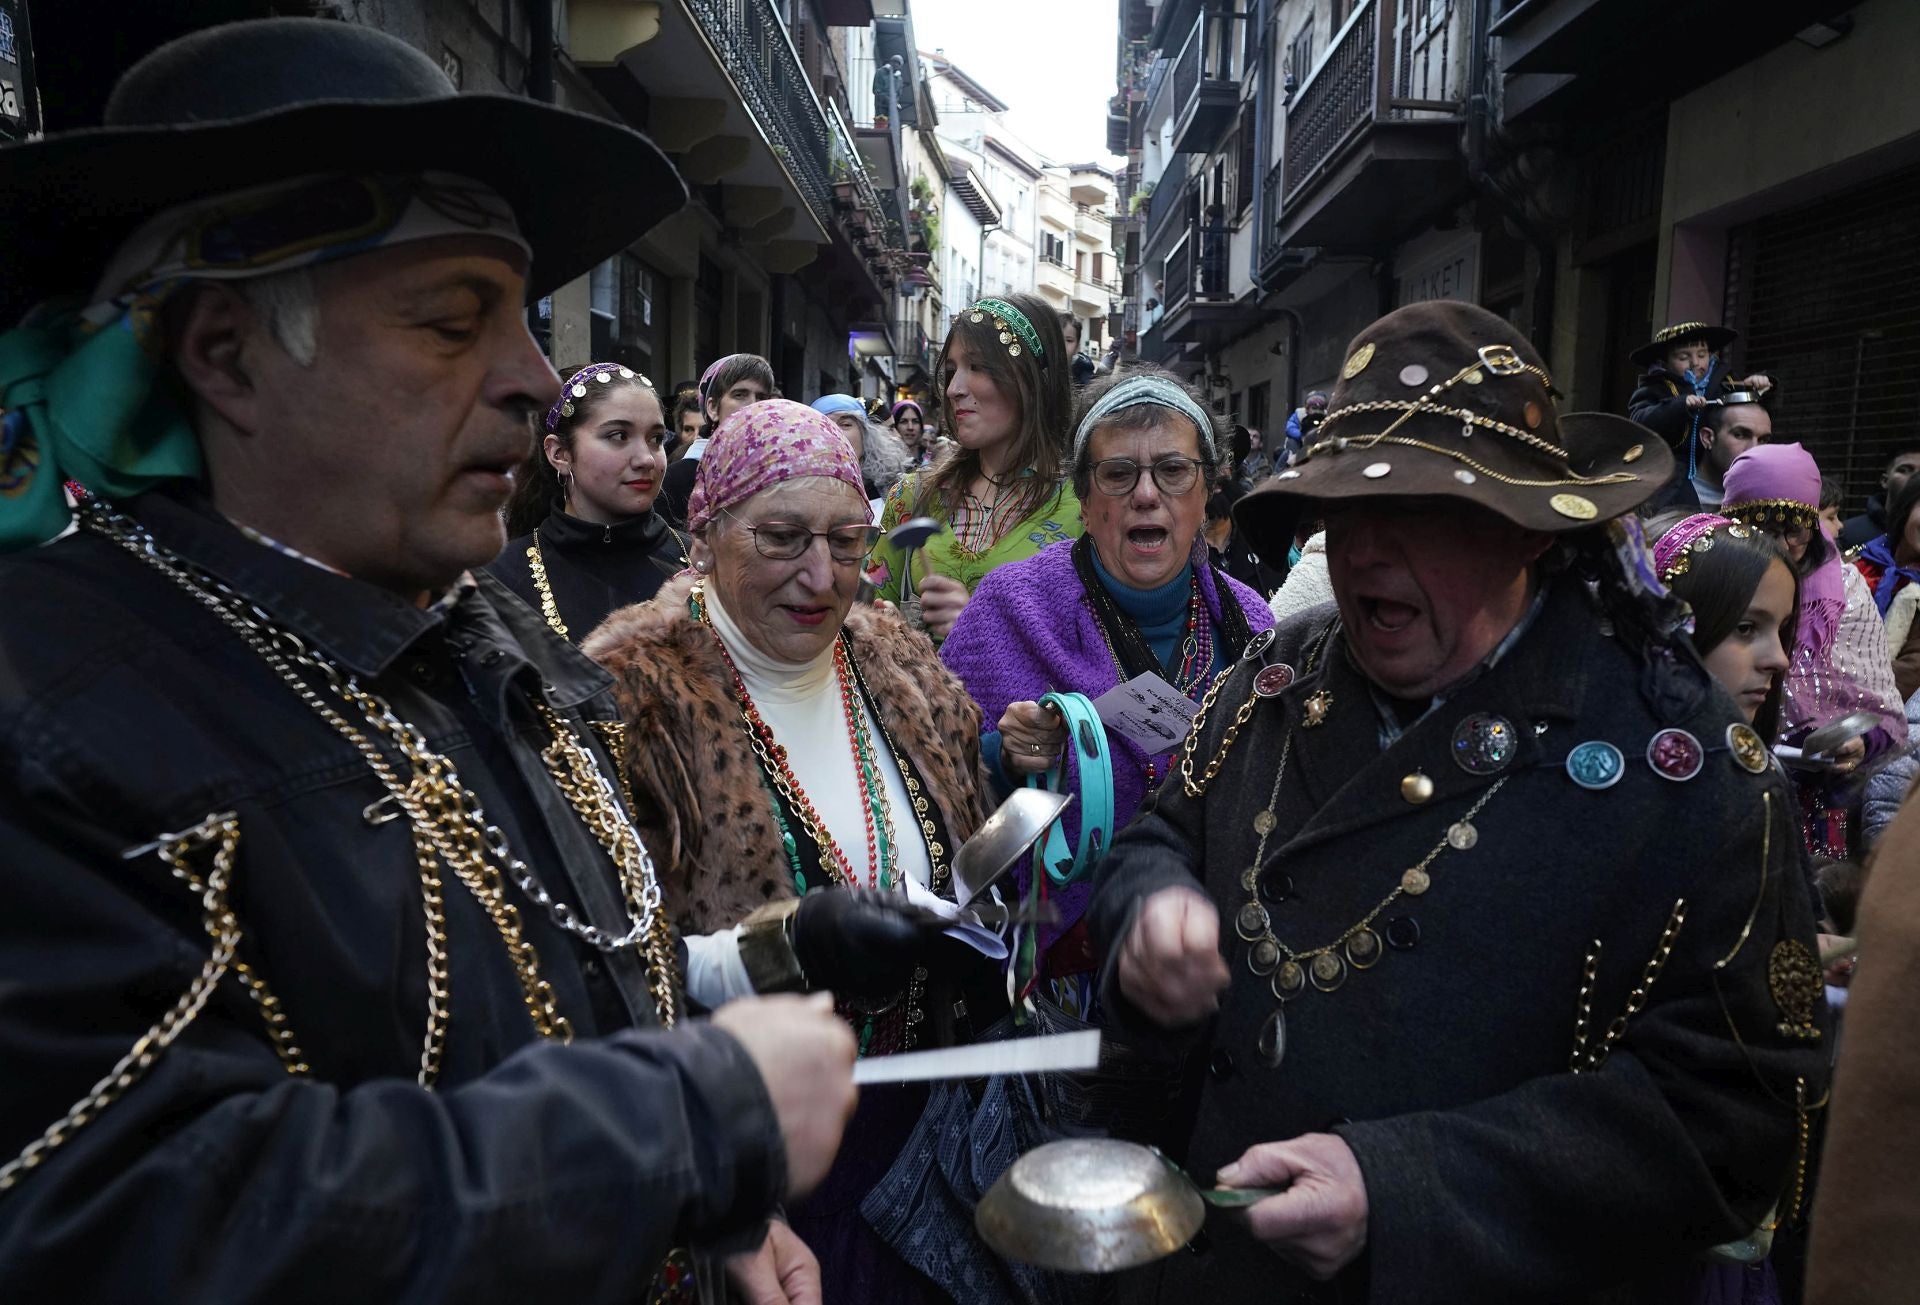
{"left": 0, "top": 18, "right": 948, "bottom": 1302}
{"left": 1088, "top": 301, "right": 1828, "bottom": 1301}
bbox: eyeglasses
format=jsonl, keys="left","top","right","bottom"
{"left": 739, "top": 520, "right": 880, "bottom": 563}
{"left": 1090, "top": 456, "right": 1207, "bottom": 497}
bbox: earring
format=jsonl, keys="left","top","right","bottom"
{"left": 694, "top": 559, "right": 712, "bottom": 574}
{"left": 557, "top": 471, "right": 572, "bottom": 501}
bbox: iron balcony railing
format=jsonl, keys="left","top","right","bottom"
{"left": 687, "top": 0, "right": 890, "bottom": 236}
{"left": 1142, "top": 160, "right": 1184, "bottom": 250}
{"left": 1281, "top": 0, "right": 1464, "bottom": 207}
{"left": 1259, "top": 159, "right": 1288, "bottom": 271}
{"left": 1160, "top": 221, "right": 1232, "bottom": 317}
{"left": 1169, "top": 7, "right": 1238, "bottom": 121}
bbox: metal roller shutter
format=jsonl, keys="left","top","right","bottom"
{"left": 1722, "top": 161, "right": 1920, "bottom": 515}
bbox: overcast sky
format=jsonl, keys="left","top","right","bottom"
{"left": 910, "top": 0, "right": 1127, "bottom": 168}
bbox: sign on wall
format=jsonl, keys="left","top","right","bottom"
{"left": 1394, "top": 230, "right": 1481, "bottom": 309}
{"left": 0, "top": 0, "right": 38, "bottom": 144}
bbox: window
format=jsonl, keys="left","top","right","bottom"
{"left": 1042, "top": 233, "right": 1066, "bottom": 265}
{"left": 1093, "top": 252, "right": 1105, "bottom": 282}
{"left": 1247, "top": 381, "right": 1270, "bottom": 436}
{"left": 1232, "top": 103, "right": 1256, "bottom": 218}
{"left": 1285, "top": 18, "right": 1313, "bottom": 95}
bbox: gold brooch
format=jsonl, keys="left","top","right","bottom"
{"left": 1768, "top": 939, "right": 1824, "bottom": 1041}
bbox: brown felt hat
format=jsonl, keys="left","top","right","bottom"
{"left": 1235, "top": 300, "right": 1671, "bottom": 563}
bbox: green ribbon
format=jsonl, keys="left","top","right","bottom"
{"left": 0, "top": 299, "right": 204, "bottom": 552}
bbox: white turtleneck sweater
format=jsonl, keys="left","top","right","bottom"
{"left": 682, "top": 588, "right": 933, "bottom": 1007}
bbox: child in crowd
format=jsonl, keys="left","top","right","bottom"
{"left": 1820, "top": 477, "right": 1846, "bottom": 541}
{"left": 1629, "top": 321, "right": 1772, "bottom": 491}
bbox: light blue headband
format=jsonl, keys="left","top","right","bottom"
{"left": 810, "top": 394, "right": 867, "bottom": 419}
{"left": 1073, "top": 376, "right": 1217, "bottom": 461}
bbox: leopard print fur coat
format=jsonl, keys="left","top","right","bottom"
{"left": 584, "top": 574, "right": 992, "bottom": 934}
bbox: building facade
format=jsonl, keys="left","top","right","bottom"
{"left": 1111, "top": 0, "right": 1891, "bottom": 487}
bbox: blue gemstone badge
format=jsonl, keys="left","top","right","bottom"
{"left": 1566, "top": 740, "right": 1626, "bottom": 790}
{"left": 1451, "top": 713, "right": 1518, "bottom": 776}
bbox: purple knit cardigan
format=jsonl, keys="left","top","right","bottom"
{"left": 939, "top": 537, "right": 1275, "bottom": 953}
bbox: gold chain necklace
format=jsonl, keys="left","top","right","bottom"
{"left": 528, "top": 523, "right": 693, "bottom": 641}
{"left": 526, "top": 537, "right": 568, "bottom": 638}
{"left": 84, "top": 502, "right": 681, "bottom": 1079}
{"left": 1229, "top": 726, "right": 1506, "bottom": 1067}
{"left": 0, "top": 813, "right": 293, "bottom": 1192}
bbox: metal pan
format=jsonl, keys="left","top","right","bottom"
{"left": 951, "top": 787, "right": 1073, "bottom": 909}
{"left": 976, "top": 1138, "right": 1283, "bottom": 1273}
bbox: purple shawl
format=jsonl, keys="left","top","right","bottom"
{"left": 940, "top": 537, "right": 1275, "bottom": 952}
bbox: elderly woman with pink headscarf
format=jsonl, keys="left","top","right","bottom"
{"left": 585, "top": 399, "right": 1002, "bottom": 1303}
{"left": 1722, "top": 442, "right": 1908, "bottom": 855}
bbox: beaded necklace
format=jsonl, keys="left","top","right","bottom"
{"left": 693, "top": 582, "right": 897, "bottom": 889}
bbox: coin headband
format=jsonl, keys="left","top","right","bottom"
{"left": 1072, "top": 376, "right": 1217, "bottom": 461}
{"left": 1652, "top": 513, "right": 1751, "bottom": 585}
{"left": 968, "top": 297, "right": 1045, "bottom": 363}
{"left": 546, "top": 363, "right": 653, "bottom": 431}
{"left": 1723, "top": 498, "right": 1818, "bottom": 532}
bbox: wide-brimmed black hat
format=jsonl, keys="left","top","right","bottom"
{"left": 0, "top": 18, "right": 687, "bottom": 322}
{"left": 1629, "top": 321, "right": 1738, "bottom": 368}
{"left": 1235, "top": 301, "right": 1671, "bottom": 562}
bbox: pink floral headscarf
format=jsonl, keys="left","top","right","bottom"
{"left": 686, "top": 398, "right": 865, "bottom": 533}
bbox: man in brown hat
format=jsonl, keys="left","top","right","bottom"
{"left": 1088, "top": 301, "right": 1828, "bottom": 1301}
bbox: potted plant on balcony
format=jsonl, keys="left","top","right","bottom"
{"left": 830, "top": 155, "right": 858, "bottom": 212}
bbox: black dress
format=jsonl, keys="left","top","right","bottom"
{"left": 488, "top": 507, "right": 689, "bottom": 642}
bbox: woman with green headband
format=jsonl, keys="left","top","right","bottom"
{"left": 867, "top": 291, "right": 1081, "bottom": 641}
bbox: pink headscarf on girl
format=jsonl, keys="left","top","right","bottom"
{"left": 1721, "top": 443, "right": 1841, "bottom": 655}
{"left": 686, "top": 398, "right": 865, "bottom": 533}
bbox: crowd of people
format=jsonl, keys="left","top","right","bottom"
{"left": 1, "top": 17, "right": 1917, "bottom": 1305}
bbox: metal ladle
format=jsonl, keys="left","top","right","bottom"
{"left": 887, "top": 516, "right": 945, "bottom": 626}
{"left": 976, "top": 1138, "right": 1285, "bottom": 1273}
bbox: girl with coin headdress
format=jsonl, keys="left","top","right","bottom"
{"left": 490, "top": 363, "right": 689, "bottom": 642}
{"left": 867, "top": 292, "right": 1082, "bottom": 642}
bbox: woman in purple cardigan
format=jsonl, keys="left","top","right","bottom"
{"left": 941, "top": 368, "right": 1274, "bottom": 1006}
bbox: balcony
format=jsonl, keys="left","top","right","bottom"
{"left": 1037, "top": 255, "right": 1075, "bottom": 307}
{"left": 1074, "top": 205, "right": 1110, "bottom": 246}
{"left": 1072, "top": 274, "right": 1111, "bottom": 317}
{"left": 1272, "top": 0, "right": 1467, "bottom": 251}
{"left": 1491, "top": 0, "right": 1857, "bottom": 124}
{"left": 848, "top": 47, "right": 907, "bottom": 192}
{"left": 1145, "top": 219, "right": 1264, "bottom": 364}
{"left": 1141, "top": 161, "right": 1186, "bottom": 253}
{"left": 1168, "top": 8, "right": 1242, "bottom": 154}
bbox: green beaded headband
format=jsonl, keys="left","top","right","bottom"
{"left": 968, "top": 297, "right": 1045, "bottom": 363}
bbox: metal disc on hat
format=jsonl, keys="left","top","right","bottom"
{"left": 1342, "top": 342, "right": 1376, "bottom": 379}
{"left": 1363, "top": 462, "right": 1392, "bottom": 479}
{"left": 1550, "top": 493, "right": 1598, "bottom": 521}
{"left": 1254, "top": 663, "right": 1295, "bottom": 696}
{"left": 1565, "top": 740, "right": 1626, "bottom": 791}
{"left": 1398, "top": 364, "right": 1429, "bottom": 387}
{"left": 1451, "top": 713, "right": 1518, "bottom": 775}
{"left": 1623, "top": 444, "right": 1644, "bottom": 462}
{"left": 1727, "top": 723, "right": 1770, "bottom": 775}
{"left": 1647, "top": 728, "right": 1705, "bottom": 782}
{"left": 1243, "top": 629, "right": 1276, "bottom": 663}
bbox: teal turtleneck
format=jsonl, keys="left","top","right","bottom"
{"left": 1089, "top": 548, "right": 1194, "bottom": 675}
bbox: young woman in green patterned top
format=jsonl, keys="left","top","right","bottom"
{"left": 868, "top": 290, "right": 1082, "bottom": 640}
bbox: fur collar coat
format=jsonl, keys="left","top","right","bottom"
{"left": 584, "top": 575, "right": 992, "bottom": 934}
